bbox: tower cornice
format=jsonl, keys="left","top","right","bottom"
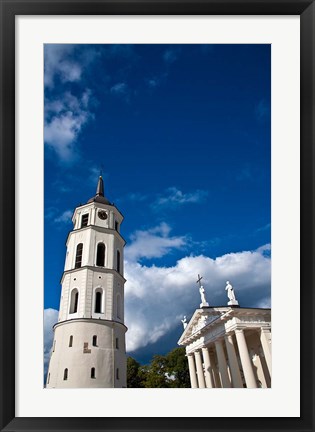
{"left": 53, "top": 317, "right": 128, "bottom": 332}
{"left": 60, "top": 265, "right": 127, "bottom": 284}
{"left": 65, "top": 224, "right": 126, "bottom": 247}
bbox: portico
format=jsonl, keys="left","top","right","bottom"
{"left": 178, "top": 306, "right": 271, "bottom": 388}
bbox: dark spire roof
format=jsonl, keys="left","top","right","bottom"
{"left": 96, "top": 175, "right": 104, "bottom": 196}
{"left": 87, "top": 176, "right": 112, "bottom": 205}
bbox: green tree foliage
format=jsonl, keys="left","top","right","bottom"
{"left": 126, "top": 356, "right": 145, "bottom": 388}
{"left": 127, "top": 347, "right": 190, "bottom": 388}
{"left": 142, "top": 355, "right": 170, "bottom": 388}
{"left": 165, "top": 347, "right": 191, "bottom": 388}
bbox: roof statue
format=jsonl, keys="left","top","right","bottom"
{"left": 181, "top": 316, "right": 188, "bottom": 329}
{"left": 225, "top": 280, "right": 239, "bottom": 306}
{"left": 196, "top": 274, "right": 209, "bottom": 308}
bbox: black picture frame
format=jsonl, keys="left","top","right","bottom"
{"left": 0, "top": 1, "right": 314, "bottom": 431}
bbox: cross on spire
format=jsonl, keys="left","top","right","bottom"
{"left": 196, "top": 274, "right": 203, "bottom": 287}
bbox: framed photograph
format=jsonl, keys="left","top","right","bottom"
{"left": 1, "top": 1, "right": 314, "bottom": 431}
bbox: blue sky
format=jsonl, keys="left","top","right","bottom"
{"left": 44, "top": 44, "right": 271, "bottom": 368}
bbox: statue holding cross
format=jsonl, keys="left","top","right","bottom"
{"left": 196, "top": 274, "right": 209, "bottom": 307}
{"left": 196, "top": 274, "right": 203, "bottom": 287}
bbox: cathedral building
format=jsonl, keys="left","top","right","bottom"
{"left": 178, "top": 280, "right": 271, "bottom": 388}
{"left": 46, "top": 177, "right": 127, "bottom": 388}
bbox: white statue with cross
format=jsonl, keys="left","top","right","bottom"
{"left": 196, "top": 274, "right": 209, "bottom": 308}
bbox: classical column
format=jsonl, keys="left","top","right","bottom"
{"left": 214, "top": 340, "right": 231, "bottom": 388}
{"left": 194, "top": 350, "right": 206, "bottom": 388}
{"left": 210, "top": 351, "right": 221, "bottom": 388}
{"left": 260, "top": 328, "right": 272, "bottom": 376}
{"left": 224, "top": 334, "right": 243, "bottom": 388}
{"left": 202, "top": 347, "right": 214, "bottom": 388}
{"left": 235, "top": 329, "right": 258, "bottom": 388}
{"left": 187, "top": 353, "right": 198, "bottom": 388}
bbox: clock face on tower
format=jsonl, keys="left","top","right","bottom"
{"left": 97, "top": 210, "right": 107, "bottom": 220}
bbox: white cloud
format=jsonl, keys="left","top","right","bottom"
{"left": 152, "top": 187, "right": 208, "bottom": 210}
{"left": 44, "top": 308, "right": 59, "bottom": 378}
{"left": 44, "top": 44, "right": 98, "bottom": 163}
{"left": 110, "top": 82, "right": 127, "bottom": 94}
{"left": 54, "top": 209, "right": 73, "bottom": 223}
{"left": 45, "top": 112, "right": 86, "bottom": 160}
{"left": 125, "top": 222, "right": 187, "bottom": 262}
{"left": 44, "top": 45, "right": 82, "bottom": 88}
{"left": 45, "top": 90, "right": 93, "bottom": 162}
{"left": 255, "top": 243, "right": 271, "bottom": 257}
{"left": 44, "top": 223, "right": 271, "bottom": 359}
{"left": 118, "top": 187, "right": 207, "bottom": 209}
{"left": 44, "top": 45, "right": 99, "bottom": 89}
{"left": 125, "top": 245, "right": 271, "bottom": 352}
{"left": 45, "top": 91, "right": 91, "bottom": 118}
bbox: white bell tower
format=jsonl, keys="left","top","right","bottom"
{"left": 46, "top": 176, "right": 127, "bottom": 388}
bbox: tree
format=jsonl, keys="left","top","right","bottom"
{"left": 165, "top": 347, "right": 190, "bottom": 388}
{"left": 127, "top": 348, "right": 191, "bottom": 388}
{"left": 127, "top": 356, "right": 146, "bottom": 388}
{"left": 142, "top": 355, "right": 170, "bottom": 388}
{"left": 127, "top": 347, "right": 191, "bottom": 388}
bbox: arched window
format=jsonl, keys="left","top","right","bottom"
{"left": 116, "top": 294, "right": 122, "bottom": 319}
{"left": 92, "top": 335, "right": 97, "bottom": 346}
{"left": 75, "top": 243, "right": 83, "bottom": 268}
{"left": 91, "top": 367, "right": 96, "bottom": 379}
{"left": 96, "top": 243, "right": 105, "bottom": 267}
{"left": 70, "top": 289, "right": 79, "bottom": 314}
{"left": 95, "top": 291, "right": 102, "bottom": 313}
{"left": 81, "top": 213, "right": 89, "bottom": 228}
{"left": 116, "top": 250, "right": 121, "bottom": 273}
{"left": 69, "top": 335, "right": 73, "bottom": 347}
{"left": 63, "top": 368, "right": 68, "bottom": 380}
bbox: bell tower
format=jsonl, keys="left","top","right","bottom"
{"left": 46, "top": 176, "right": 127, "bottom": 388}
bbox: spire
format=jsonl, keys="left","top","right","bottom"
{"left": 96, "top": 176, "right": 104, "bottom": 196}
{"left": 87, "top": 175, "right": 111, "bottom": 205}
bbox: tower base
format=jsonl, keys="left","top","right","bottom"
{"left": 46, "top": 318, "right": 127, "bottom": 388}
